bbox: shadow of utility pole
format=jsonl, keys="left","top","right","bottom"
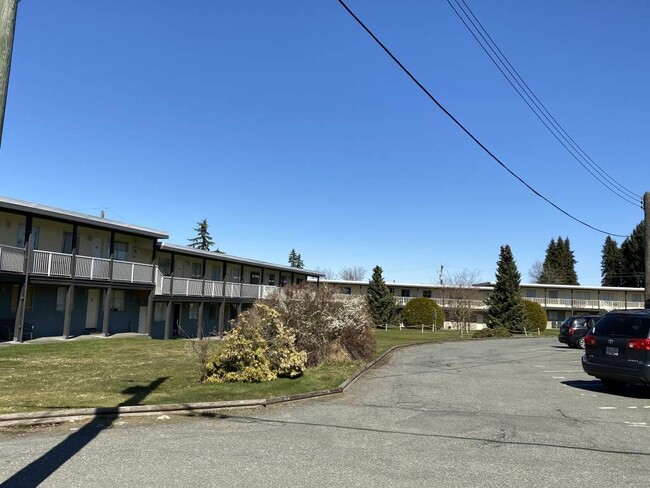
{"left": 0, "top": 376, "right": 168, "bottom": 488}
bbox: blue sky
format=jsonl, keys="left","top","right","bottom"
{"left": 2, "top": 1, "right": 648, "bottom": 285}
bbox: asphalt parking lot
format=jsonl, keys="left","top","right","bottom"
{"left": 1, "top": 337, "right": 648, "bottom": 487}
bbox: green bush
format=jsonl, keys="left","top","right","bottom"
{"left": 401, "top": 298, "right": 444, "bottom": 329}
{"left": 472, "top": 327, "right": 512, "bottom": 339}
{"left": 523, "top": 300, "right": 547, "bottom": 333}
{"left": 205, "top": 304, "right": 307, "bottom": 382}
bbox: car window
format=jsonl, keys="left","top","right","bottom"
{"left": 561, "top": 317, "right": 574, "bottom": 327}
{"left": 573, "top": 318, "right": 586, "bottom": 326}
{"left": 592, "top": 315, "right": 650, "bottom": 339}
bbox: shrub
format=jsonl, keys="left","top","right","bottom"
{"left": 205, "top": 329, "right": 276, "bottom": 383}
{"left": 401, "top": 298, "right": 444, "bottom": 329}
{"left": 523, "top": 300, "right": 547, "bottom": 333}
{"left": 472, "top": 327, "right": 512, "bottom": 339}
{"left": 205, "top": 304, "right": 306, "bottom": 382}
{"left": 263, "top": 285, "right": 376, "bottom": 366}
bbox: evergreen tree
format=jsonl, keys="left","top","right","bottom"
{"left": 601, "top": 236, "right": 622, "bottom": 286}
{"left": 538, "top": 237, "right": 578, "bottom": 285}
{"left": 559, "top": 237, "right": 579, "bottom": 285}
{"left": 188, "top": 219, "right": 214, "bottom": 251}
{"left": 486, "top": 245, "right": 526, "bottom": 332}
{"left": 288, "top": 249, "right": 304, "bottom": 269}
{"left": 620, "top": 221, "right": 645, "bottom": 287}
{"left": 366, "top": 265, "right": 398, "bottom": 326}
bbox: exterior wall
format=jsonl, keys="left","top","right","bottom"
{"left": 0, "top": 211, "right": 25, "bottom": 247}
{"left": 32, "top": 218, "right": 73, "bottom": 252}
{"left": 77, "top": 227, "right": 111, "bottom": 258}
{"left": 114, "top": 233, "right": 154, "bottom": 265}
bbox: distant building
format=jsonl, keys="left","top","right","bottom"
{"left": 322, "top": 279, "right": 645, "bottom": 330}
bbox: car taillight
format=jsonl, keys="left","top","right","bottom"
{"left": 584, "top": 334, "right": 598, "bottom": 346}
{"left": 568, "top": 327, "right": 576, "bottom": 336}
{"left": 626, "top": 338, "right": 650, "bottom": 351}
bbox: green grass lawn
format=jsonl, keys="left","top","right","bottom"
{"left": 0, "top": 327, "right": 557, "bottom": 415}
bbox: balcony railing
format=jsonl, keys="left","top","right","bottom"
{"left": 29, "top": 250, "right": 155, "bottom": 284}
{"left": 156, "top": 276, "right": 280, "bottom": 299}
{"left": 0, "top": 244, "right": 25, "bottom": 273}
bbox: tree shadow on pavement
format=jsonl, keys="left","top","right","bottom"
{"left": 0, "top": 377, "right": 168, "bottom": 488}
{"left": 562, "top": 379, "right": 650, "bottom": 399}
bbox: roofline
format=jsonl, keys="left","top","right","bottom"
{"left": 0, "top": 196, "right": 168, "bottom": 239}
{"left": 157, "top": 242, "right": 326, "bottom": 277}
{"left": 321, "top": 279, "right": 644, "bottom": 292}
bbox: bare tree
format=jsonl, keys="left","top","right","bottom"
{"left": 314, "top": 266, "right": 336, "bottom": 279}
{"left": 444, "top": 269, "right": 482, "bottom": 337}
{"left": 338, "top": 266, "right": 367, "bottom": 281}
{"left": 529, "top": 259, "right": 563, "bottom": 284}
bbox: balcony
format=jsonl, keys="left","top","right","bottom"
{"left": 29, "top": 250, "right": 155, "bottom": 284}
{"left": 522, "top": 296, "right": 644, "bottom": 311}
{"left": 156, "top": 275, "right": 279, "bottom": 299}
{"left": 0, "top": 244, "right": 25, "bottom": 273}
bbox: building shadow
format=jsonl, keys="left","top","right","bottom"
{"left": 0, "top": 377, "right": 168, "bottom": 488}
{"left": 562, "top": 379, "right": 650, "bottom": 399}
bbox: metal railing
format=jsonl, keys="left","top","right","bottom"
{"left": 0, "top": 244, "right": 25, "bottom": 273}
{"left": 28, "top": 249, "right": 155, "bottom": 284}
{"left": 155, "top": 276, "right": 281, "bottom": 299}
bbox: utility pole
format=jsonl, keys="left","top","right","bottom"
{"left": 0, "top": 0, "right": 18, "bottom": 147}
{"left": 644, "top": 192, "right": 650, "bottom": 308}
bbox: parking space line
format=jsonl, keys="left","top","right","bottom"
{"left": 552, "top": 376, "right": 566, "bottom": 379}
{"left": 542, "top": 370, "right": 583, "bottom": 373}
{"left": 598, "top": 407, "right": 617, "bottom": 410}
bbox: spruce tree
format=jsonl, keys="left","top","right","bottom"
{"left": 620, "top": 221, "right": 645, "bottom": 287}
{"left": 601, "top": 236, "right": 622, "bottom": 287}
{"left": 366, "top": 265, "right": 398, "bottom": 326}
{"left": 538, "top": 237, "right": 578, "bottom": 285}
{"left": 486, "top": 245, "right": 526, "bottom": 332}
{"left": 188, "top": 219, "right": 214, "bottom": 251}
{"left": 560, "top": 237, "right": 579, "bottom": 285}
{"left": 288, "top": 249, "right": 304, "bottom": 269}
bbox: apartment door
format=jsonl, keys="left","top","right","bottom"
{"left": 173, "top": 304, "right": 181, "bottom": 337}
{"left": 90, "top": 237, "right": 103, "bottom": 257}
{"left": 138, "top": 306, "right": 147, "bottom": 334}
{"left": 86, "top": 289, "right": 100, "bottom": 329}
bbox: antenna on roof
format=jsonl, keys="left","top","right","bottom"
{"left": 100, "top": 209, "right": 105, "bottom": 219}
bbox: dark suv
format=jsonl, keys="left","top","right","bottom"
{"left": 558, "top": 315, "right": 601, "bottom": 349}
{"left": 582, "top": 309, "right": 650, "bottom": 391}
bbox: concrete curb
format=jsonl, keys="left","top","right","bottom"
{"left": 0, "top": 341, "right": 433, "bottom": 428}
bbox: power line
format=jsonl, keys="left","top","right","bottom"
{"left": 335, "top": 0, "right": 627, "bottom": 238}
{"left": 447, "top": 0, "right": 641, "bottom": 207}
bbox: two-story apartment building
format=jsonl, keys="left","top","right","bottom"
{"left": 0, "top": 197, "right": 323, "bottom": 342}
{"left": 324, "top": 279, "right": 646, "bottom": 330}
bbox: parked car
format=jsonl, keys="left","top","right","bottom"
{"left": 582, "top": 309, "right": 650, "bottom": 392}
{"left": 558, "top": 315, "right": 601, "bottom": 349}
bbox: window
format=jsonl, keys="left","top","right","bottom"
{"left": 296, "top": 278, "right": 303, "bottom": 285}
{"left": 575, "top": 292, "right": 590, "bottom": 300}
{"left": 526, "top": 289, "right": 536, "bottom": 298}
{"left": 401, "top": 289, "right": 410, "bottom": 297}
{"left": 154, "top": 303, "right": 165, "bottom": 321}
{"left": 207, "top": 303, "right": 217, "bottom": 320}
{"left": 268, "top": 274, "right": 276, "bottom": 286}
{"left": 600, "top": 292, "right": 613, "bottom": 301}
{"left": 62, "top": 232, "right": 80, "bottom": 254}
{"left": 250, "top": 272, "right": 260, "bottom": 285}
{"left": 342, "top": 287, "right": 352, "bottom": 295}
{"left": 281, "top": 275, "right": 288, "bottom": 287}
{"left": 56, "top": 287, "right": 66, "bottom": 312}
{"left": 210, "top": 265, "right": 221, "bottom": 281}
{"left": 548, "top": 290, "right": 559, "bottom": 299}
{"left": 17, "top": 224, "right": 40, "bottom": 249}
{"left": 422, "top": 290, "right": 432, "bottom": 298}
{"left": 112, "top": 290, "right": 125, "bottom": 312}
{"left": 158, "top": 258, "right": 171, "bottom": 276}
{"left": 389, "top": 288, "right": 394, "bottom": 295}
{"left": 114, "top": 241, "right": 128, "bottom": 261}
{"left": 189, "top": 303, "right": 199, "bottom": 320}
{"left": 191, "top": 262, "right": 203, "bottom": 279}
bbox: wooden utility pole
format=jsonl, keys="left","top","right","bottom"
{"left": 0, "top": 0, "right": 18, "bottom": 147}
{"left": 645, "top": 192, "right": 650, "bottom": 308}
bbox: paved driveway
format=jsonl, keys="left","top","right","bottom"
{"left": 1, "top": 337, "right": 649, "bottom": 487}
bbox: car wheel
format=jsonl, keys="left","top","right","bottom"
{"left": 577, "top": 337, "right": 585, "bottom": 349}
{"left": 601, "top": 379, "right": 625, "bottom": 393}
